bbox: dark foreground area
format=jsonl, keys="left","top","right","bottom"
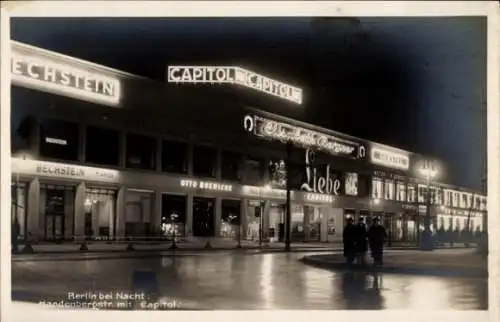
{"left": 11, "top": 250, "right": 488, "bottom": 310}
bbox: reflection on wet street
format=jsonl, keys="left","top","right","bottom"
{"left": 11, "top": 252, "right": 488, "bottom": 310}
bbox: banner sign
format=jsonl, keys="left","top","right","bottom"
{"left": 243, "top": 114, "right": 366, "bottom": 159}
{"left": 11, "top": 42, "right": 121, "bottom": 106}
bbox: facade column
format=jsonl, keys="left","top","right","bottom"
{"left": 156, "top": 136, "right": 162, "bottom": 172}
{"left": 115, "top": 187, "right": 127, "bottom": 240}
{"left": 240, "top": 154, "right": 248, "bottom": 182}
{"left": 303, "top": 205, "right": 310, "bottom": 242}
{"left": 119, "top": 131, "right": 126, "bottom": 168}
{"left": 320, "top": 208, "right": 329, "bottom": 242}
{"left": 64, "top": 189, "right": 75, "bottom": 240}
{"left": 153, "top": 191, "right": 162, "bottom": 235}
{"left": 188, "top": 133, "right": 194, "bottom": 176}
{"left": 240, "top": 198, "right": 248, "bottom": 241}
{"left": 27, "top": 178, "right": 40, "bottom": 241}
{"left": 74, "top": 182, "right": 86, "bottom": 241}
{"left": 216, "top": 147, "right": 222, "bottom": 180}
{"left": 185, "top": 192, "right": 194, "bottom": 236}
{"left": 214, "top": 197, "right": 222, "bottom": 237}
{"left": 78, "top": 124, "right": 86, "bottom": 162}
{"left": 262, "top": 200, "right": 270, "bottom": 241}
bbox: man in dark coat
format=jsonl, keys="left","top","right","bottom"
{"left": 343, "top": 218, "right": 357, "bottom": 264}
{"left": 355, "top": 217, "right": 368, "bottom": 264}
{"left": 368, "top": 217, "right": 388, "bottom": 265}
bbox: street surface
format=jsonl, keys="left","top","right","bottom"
{"left": 11, "top": 250, "right": 487, "bottom": 310}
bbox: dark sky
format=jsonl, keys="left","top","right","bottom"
{"left": 10, "top": 17, "right": 487, "bottom": 191}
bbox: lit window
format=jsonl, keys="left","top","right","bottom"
{"left": 371, "top": 177, "right": 384, "bottom": 199}
{"left": 396, "top": 182, "right": 406, "bottom": 202}
{"left": 384, "top": 179, "right": 395, "bottom": 200}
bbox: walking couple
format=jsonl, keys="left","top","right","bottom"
{"left": 343, "top": 216, "right": 388, "bottom": 265}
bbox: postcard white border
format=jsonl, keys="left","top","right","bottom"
{"left": 1, "top": 2, "right": 498, "bottom": 322}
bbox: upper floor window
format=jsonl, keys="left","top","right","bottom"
{"left": 39, "top": 119, "right": 79, "bottom": 161}
{"left": 161, "top": 139, "right": 188, "bottom": 174}
{"left": 481, "top": 197, "right": 487, "bottom": 211}
{"left": 221, "top": 150, "right": 242, "bottom": 182}
{"left": 371, "top": 177, "right": 384, "bottom": 199}
{"left": 417, "top": 185, "right": 427, "bottom": 203}
{"left": 445, "top": 191, "right": 453, "bottom": 207}
{"left": 396, "top": 182, "right": 406, "bottom": 202}
{"left": 475, "top": 196, "right": 481, "bottom": 210}
{"left": 384, "top": 179, "right": 395, "bottom": 200}
{"left": 407, "top": 184, "right": 417, "bottom": 203}
{"left": 452, "top": 192, "right": 460, "bottom": 208}
{"left": 192, "top": 145, "right": 217, "bottom": 178}
{"left": 460, "top": 193, "right": 468, "bottom": 209}
{"left": 243, "top": 157, "right": 266, "bottom": 186}
{"left": 86, "top": 126, "right": 119, "bottom": 166}
{"left": 126, "top": 133, "right": 156, "bottom": 170}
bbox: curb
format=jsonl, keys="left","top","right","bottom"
{"left": 300, "top": 256, "right": 488, "bottom": 278}
{"left": 12, "top": 247, "right": 336, "bottom": 262}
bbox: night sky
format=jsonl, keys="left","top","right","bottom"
{"left": 10, "top": 17, "right": 486, "bottom": 191}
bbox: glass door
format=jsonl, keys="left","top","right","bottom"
{"left": 44, "top": 189, "right": 66, "bottom": 242}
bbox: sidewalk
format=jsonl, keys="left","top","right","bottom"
{"left": 301, "top": 248, "right": 487, "bottom": 278}
{"left": 11, "top": 240, "right": 340, "bottom": 262}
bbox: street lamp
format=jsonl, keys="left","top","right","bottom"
{"left": 419, "top": 162, "right": 438, "bottom": 251}
{"left": 169, "top": 213, "right": 179, "bottom": 250}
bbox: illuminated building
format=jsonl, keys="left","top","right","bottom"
{"left": 10, "top": 41, "right": 486, "bottom": 244}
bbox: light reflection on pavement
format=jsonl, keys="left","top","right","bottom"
{"left": 11, "top": 251, "right": 487, "bottom": 310}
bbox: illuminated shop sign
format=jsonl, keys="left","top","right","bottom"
{"left": 243, "top": 114, "right": 366, "bottom": 159}
{"left": 304, "top": 192, "right": 333, "bottom": 203}
{"left": 167, "top": 66, "right": 303, "bottom": 104}
{"left": 11, "top": 158, "right": 118, "bottom": 182}
{"left": 180, "top": 179, "right": 233, "bottom": 192}
{"left": 301, "top": 149, "right": 342, "bottom": 196}
{"left": 45, "top": 137, "right": 67, "bottom": 145}
{"left": 11, "top": 52, "right": 121, "bottom": 106}
{"left": 370, "top": 146, "right": 409, "bottom": 170}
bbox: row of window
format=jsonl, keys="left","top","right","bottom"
{"left": 371, "top": 177, "right": 487, "bottom": 210}
{"left": 24, "top": 119, "right": 247, "bottom": 180}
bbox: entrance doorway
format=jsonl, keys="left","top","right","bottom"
{"left": 44, "top": 189, "right": 66, "bottom": 241}
{"left": 193, "top": 197, "right": 215, "bottom": 237}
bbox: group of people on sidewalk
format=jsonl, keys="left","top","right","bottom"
{"left": 343, "top": 217, "right": 388, "bottom": 265}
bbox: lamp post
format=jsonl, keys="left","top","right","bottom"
{"left": 419, "top": 162, "right": 438, "bottom": 251}
{"left": 169, "top": 213, "right": 179, "bottom": 250}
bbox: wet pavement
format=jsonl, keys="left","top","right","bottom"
{"left": 11, "top": 251, "right": 488, "bottom": 310}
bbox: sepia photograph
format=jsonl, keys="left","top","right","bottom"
{"left": 1, "top": 1, "right": 498, "bottom": 321}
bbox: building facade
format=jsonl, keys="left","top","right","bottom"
{"left": 10, "top": 41, "right": 487, "bottom": 244}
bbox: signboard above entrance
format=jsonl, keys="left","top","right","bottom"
{"left": 167, "top": 65, "right": 303, "bottom": 105}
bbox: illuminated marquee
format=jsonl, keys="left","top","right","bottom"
{"left": 11, "top": 52, "right": 121, "bottom": 106}
{"left": 243, "top": 114, "right": 366, "bottom": 159}
{"left": 370, "top": 146, "right": 409, "bottom": 170}
{"left": 167, "top": 66, "right": 303, "bottom": 105}
{"left": 180, "top": 179, "right": 233, "bottom": 192}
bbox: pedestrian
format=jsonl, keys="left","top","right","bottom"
{"left": 342, "top": 217, "right": 357, "bottom": 264}
{"left": 368, "top": 217, "right": 388, "bottom": 265}
{"left": 355, "top": 217, "right": 368, "bottom": 265}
